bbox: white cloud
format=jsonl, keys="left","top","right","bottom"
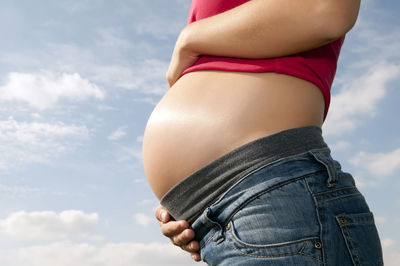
{"left": 108, "top": 127, "right": 127, "bottom": 141}
{"left": 138, "top": 199, "right": 159, "bottom": 207}
{"left": 0, "top": 117, "right": 89, "bottom": 169}
{"left": 350, "top": 148, "right": 400, "bottom": 177}
{"left": 58, "top": 1, "right": 95, "bottom": 13}
{"left": 0, "top": 184, "right": 44, "bottom": 197}
{"left": 0, "top": 241, "right": 200, "bottom": 266}
{"left": 324, "top": 62, "right": 400, "bottom": 136}
{"left": 91, "top": 59, "right": 168, "bottom": 95}
{"left": 355, "top": 4, "right": 400, "bottom": 64}
{"left": 133, "top": 178, "right": 147, "bottom": 184}
{"left": 96, "top": 28, "right": 131, "bottom": 49}
{"left": 97, "top": 104, "right": 115, "bottom": 111}
{"left": 30, "top": 113, "right": 42, "bottom": 119}
{"left": 0, "top": 117, "right": 88, "bottom": 140}
{"left": 0, "top": 184, "right": 68, "bottom": 198}
{"left": 114, "top": 145, "right": 142, "bottom": 164}
{"left": 375, "top": 216, "right": 386, "bottom": 225}
{"left": 133, "top": 96, "right": 159, "bottom": 105}
{"left": 382, "top": 238, "right": 400, "bottom": 266}
{"left": 383, "top": 238, "right": 396, "bottom": 249}
{"left": 37, "top": 44, "right": 168, "bottom": 94}
{"left": 330, "top": 140, "right": 351, "bottom": 151}
{"left": 324, "top": 2, "right": 400, "bottom": 137}
{"left": 134, "top": 19, "right": 184, "bottom": 40}
{"left": 0, "top": 210, "right": 99, "bottom": 240}
{"left": 0, "top": 72, "right": 105, "bottom": 110}
{"left": 2, "top": 42, "right": 169, "bottom": 98}
{"left": 134, "top": 213, "right": 154, "bottom": 228}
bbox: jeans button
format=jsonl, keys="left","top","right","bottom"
{"left": 314, "top": 241, "right": 322, "bottom": 249}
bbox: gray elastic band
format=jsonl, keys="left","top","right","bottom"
{"left": 160, "top": 126, "right": 328, "bottom": 224}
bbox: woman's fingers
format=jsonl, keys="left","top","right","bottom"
{"left": 161, "top": 220, "right": 189, "bottom": 238}
{"left": 155, "top": 205, "right": 171, "bottom": 223}
{"left": 183, "top": 240, "right": 200, "bottom": 253}
{"left": 171, "top": 227, "right": 195, "bottom": 246}
{"left": 154, "top": 205, "right": 201, "bottom": 260}
{"left": 191, "top": 252, "right": 201, "bottom": 262}
{"left": 155, "top": 206, "right": 194, "bottom": 243}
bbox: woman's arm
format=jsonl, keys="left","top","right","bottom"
{"left": 166, "top": 0, "right": 361, "bottom": 87}
{"left": 181, "top": 0, "right": 361, "bottom": 58}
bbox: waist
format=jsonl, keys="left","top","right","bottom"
{"left": 160, "top": 126, "right": 329, "bottom": 224}
{"left": 182, "top": 53, "right": 337, "bottom": 120}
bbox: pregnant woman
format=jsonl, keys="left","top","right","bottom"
{"left": 143, "top": 0, "right": 384, "bottom": 265}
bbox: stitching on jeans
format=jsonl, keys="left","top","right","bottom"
{"left": 342, "top": 227, "right": 361, "bottom": 265}
{"left": 200, "top": 230, "right": 219, "bottom": 249}
{"left": 227, "top": 240, "right": 320, "bottom": 262}
{"left": 297, "top": 242, "right": 321, "bottom": 264}
{"left": 225, "top": 171, "right": 325, "bottom": 223}
{"left": 340, "top": 221, "right": 374, "bottom": 226}
{"left": 304, "top": 178, "right": 326, "bottom": 265}
{"left": 226, "top": 241, "right": 304, "bottom": 258}
{"left": 318, "top": 193, "right": 362, "bottom": 204}
{"left": 298, "top": 249, "right": 321, "bottom": 264}
{"left": 313, "top": 186, "right": 357, "bottom": 196}
{"left": 230, "top": 228, "right": 320, "bottom": 249}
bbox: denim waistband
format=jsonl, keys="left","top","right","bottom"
{"left": 160, "top": 126, "right": 328, "bottom": 224}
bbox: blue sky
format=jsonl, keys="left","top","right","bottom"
{"left": 0, "top": 0, "right": 399, "bottom": 265}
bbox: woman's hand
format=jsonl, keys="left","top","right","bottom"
{"left": 166, "top": 27, "right": 201, "bottom": 88}
{"left": 155, "top": 205, "right": 201, "bottom": 262}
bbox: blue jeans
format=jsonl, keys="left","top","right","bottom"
{"left": 191, "top": 149, "right": 383, "bottom": 265}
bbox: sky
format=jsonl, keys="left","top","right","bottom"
{"left": 0, "top": 0, "right": 399, "bottom": 265}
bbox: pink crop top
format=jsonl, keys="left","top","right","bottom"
{"left": 181, "top": 0, "right": 345, "bottom": 120}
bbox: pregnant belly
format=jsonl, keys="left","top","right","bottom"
{"left": 142, "top": 71, "right": 324, "bottom": 199}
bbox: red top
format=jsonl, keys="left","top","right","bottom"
{"left": 181, "top": 0, "right": 345, "bottom": 120}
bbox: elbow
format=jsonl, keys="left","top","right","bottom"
{"left": 316, "top": 0, "right": 361, "bottom": 41}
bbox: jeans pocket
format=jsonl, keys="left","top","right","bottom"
{"left": 336, "top": 212, "right": 383, "bottom": 266}
{"left": 223, "top": 178, "right": 323, "bottom": 263}
{"left": 226, "top": 220, "right": 322, "bottom": 264}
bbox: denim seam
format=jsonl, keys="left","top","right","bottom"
{"left": 339, "top": 225, "right": 360, "bottom": 265}
{"left": 340, "top": 221, "right": 375, "bottom": 226}
{"left": 200, "top": 230, "right": 219, "bottom": 249}
{"left": 304, "top": 178, "right": 326, "bottom": 266}
{"left": 224, "top": 170, "right": 325, "bottom": 225}
{"left": 227, "top": 241, "right": 306, "bottom": 258}
{"left": 313, "top": 186, "right": 357, "bottom": 196}
{"left": 298, "top": 244, "right": 321, "bottom": 265}
{"left": 227, "top": 239, "right": 321, "bottom": 261}
{"left": 230, "top": 232, "right": 320, "bottom": 249}
{"left": 318, "top": 192, "right": 362, "bottom": 205}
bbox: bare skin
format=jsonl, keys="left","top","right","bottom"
{"left": 143, "top": 71, "right": 325, "bottom": 199}
{"left": 145, "top": 70, "right": 325, "bottom": 261}
{"left": 142, "top": 0, "right": 361, "bottom": 262}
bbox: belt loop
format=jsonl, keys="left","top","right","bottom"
{"left": 310, "top": 150, "right": 338, "bottom": 187}
{"left": 204, "top": 208, "right": 225, "bottom": 244}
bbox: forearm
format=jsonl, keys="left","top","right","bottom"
{"left": 181, "top": 0, "right": 360, "bottom": 59}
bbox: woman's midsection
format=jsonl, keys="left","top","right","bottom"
{"left": 142, "top": 70, "right": 325, "bottom": 199}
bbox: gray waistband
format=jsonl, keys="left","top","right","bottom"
{"left": 160, "top": 126, "right": 328, "bottom": 224}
